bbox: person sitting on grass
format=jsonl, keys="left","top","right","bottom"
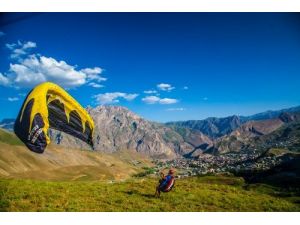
{"left": 155, "top": 169, "right": 175, "bottom": 197}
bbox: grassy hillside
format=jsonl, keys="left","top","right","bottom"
{"left": 0, "top": 141, "right": 151, "bottom": 181}
{"left": 0, "top": 175, "right": 299, "bottom": 212}
{"left": 0, "top": 128, "right": 299, "bottom": 212}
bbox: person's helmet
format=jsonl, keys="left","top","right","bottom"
{"left": 168, "top": 169, "right": 175, "bottom": 174}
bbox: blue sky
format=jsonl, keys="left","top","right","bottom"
{"left": 0, "top": 13, "right": 300, "bottom": 122}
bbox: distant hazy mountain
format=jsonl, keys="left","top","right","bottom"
{"left": 0, "top": 118, "right": 15, "bottom": 131}
{"left": 241, "top": 105, "right": 300, "bottom": 122}
{"left": 210, "top": 112, "right": 300, "bottom": 154}
{"left": 166, "top": 105, "right": 300, "bottom": 139}
{"left": 166, "top": 115, "right": 243, "bottom": 139}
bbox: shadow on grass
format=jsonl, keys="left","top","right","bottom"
{"left": 140, "top": 193, "right": 156, "bottom": 198}
{"left": 123, "top": 190, "right": 155, "bottom": 198}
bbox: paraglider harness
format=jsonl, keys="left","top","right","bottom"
{"left": 157, "top": 172, "right": 175, "bottom": 193}
{"left": 160, "top": 175, "right": 175, "bottom": 192}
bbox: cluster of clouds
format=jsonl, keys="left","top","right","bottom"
{"left": 93, "top": 82, "right": 181, "bottom": 105}
{"left": 0, "top": 40, "right": 106, "bottom": 89}
{"left": 6, "top": 40, "right": 37, "bottom": 59}
{"left": 93, "top": 82, "right": 180, "bottom": 105}
{"left": 93, "top": 92, "right": 139, "bottom": 104}
{"left": 144, "top": 83, "right": 181, "bottom": 95}
{"left": 157, "top": 83, "right": 175, "bottom": 91}
{"left": 141, "top": 83, "right": 181, "bottom": 105}
{"left": 142, "top": 96, "right": 178, "bottom": 105}
{"left": 0, "top": 37, "right": 189, "bottom": 110}
{"left": 92, "top": 82, "right": 181, "bottom": 105}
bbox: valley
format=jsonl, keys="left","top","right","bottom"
{"left": 0, "top": 105, "right": 300, "bottom": 211}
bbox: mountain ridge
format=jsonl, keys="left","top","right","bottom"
{"left": 165, "top": 105, "right": 300, "bottom": 138}
{"left": 209, "top": 112, "right": 300, "bottom": 154}
{"left": 1, "top": 105, "right": 300, "bottom": 159}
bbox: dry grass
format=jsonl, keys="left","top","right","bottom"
{"left": 0, "top": 142, "right": 151, "bottom": 181}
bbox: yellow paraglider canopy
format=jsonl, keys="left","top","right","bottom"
{"left": 14, "top": 82, "right": 94, "bottom": 153}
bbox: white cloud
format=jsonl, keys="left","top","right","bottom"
{"left": 88, "top": 82, "right": 104, "bottom": 88}
{"left": 157, "top": 83, "right": 175, "bottom": 91}
{"left": 23, "top": 41, "right": 36, "bottom": 49}
{"left": 144, "top": 90, "right": 157, "bottom": 94}
{"left": 1, "top": 40, "right": 107, "bottom": 89}
{"left": 142, "top": 96, "right": 160, "bottom": 104}
{"left": 6, "top": 41, "right": 37, "bottom": 59}
{"left": 5, "top": 54, "right": 86, "bottom": 88}
{"left": 166, "top": 108, "right": 186, "bottom": 111}
{"left": 0, "top": 31, "right": 5, "bottom": 37}
{"left": 183, "top": 86, "right": 189, "bottom": 90}
{"left": 93, "top": 92, "right": 138, "bottom": 104}
{"left": 5, "top": 43, "right": 16, "bottom": 50}
{"left": 81, "top": 67, "right": 106, "bottom": 83}
{"left": 0, "top": 72, "right": 10, "bottom": 86}
{"left": 8, "top": 97, "right": 19, "bottom": 102}
{"left": 159, "top": 98, "right": 178, "bottom": 104}
{"left": 142, "top": 95, "right": 178, "bottom": 105}
{"left": 123, "top": 93, "right": 139, "bottom": 101}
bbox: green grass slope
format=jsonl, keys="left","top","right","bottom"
{"left": 0, "top": 176, "right": 299, "bottom": 212}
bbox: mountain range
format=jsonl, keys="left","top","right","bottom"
{"left": 1, "top": 105, "right": 300, "bottom": 159}
{"left": 207, "top": 112, "right": 300, "bottom": 155}
{"left": 166, "top": 105, "right": 300, "bottom": 138}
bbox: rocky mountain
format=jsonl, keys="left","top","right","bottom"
{"left": 1, "top": 105, "right": 300, "bottom": 159}
{"left": 229, "top": 118, "right": 285, "bottom": 139}
{"left": 50, "top": 106, "right": 212, "bottom": 159}
{"left": 248, "top": 121, "right": 300, "bottom": 153}
{"left": 166, "top": 125, "right": 213, "bottom": 157}
{"left": 166, "top": 115, "right": 242, "bottom": 139}
{"left": 89, "top": 106, "right": 176, "bottom": 158}
{"left": 209, "top": 112, "right": 300, "bottom": 154}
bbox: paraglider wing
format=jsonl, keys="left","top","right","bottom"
{"left": 14, "top": 82, "right": 94, "bottom": 153}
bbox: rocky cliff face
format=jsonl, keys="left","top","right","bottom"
{"left": 88, "top": 106, "right": 176, "bottom": 158}
{"left": 50, "top": 106, "right": 212, "bottom": 159}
